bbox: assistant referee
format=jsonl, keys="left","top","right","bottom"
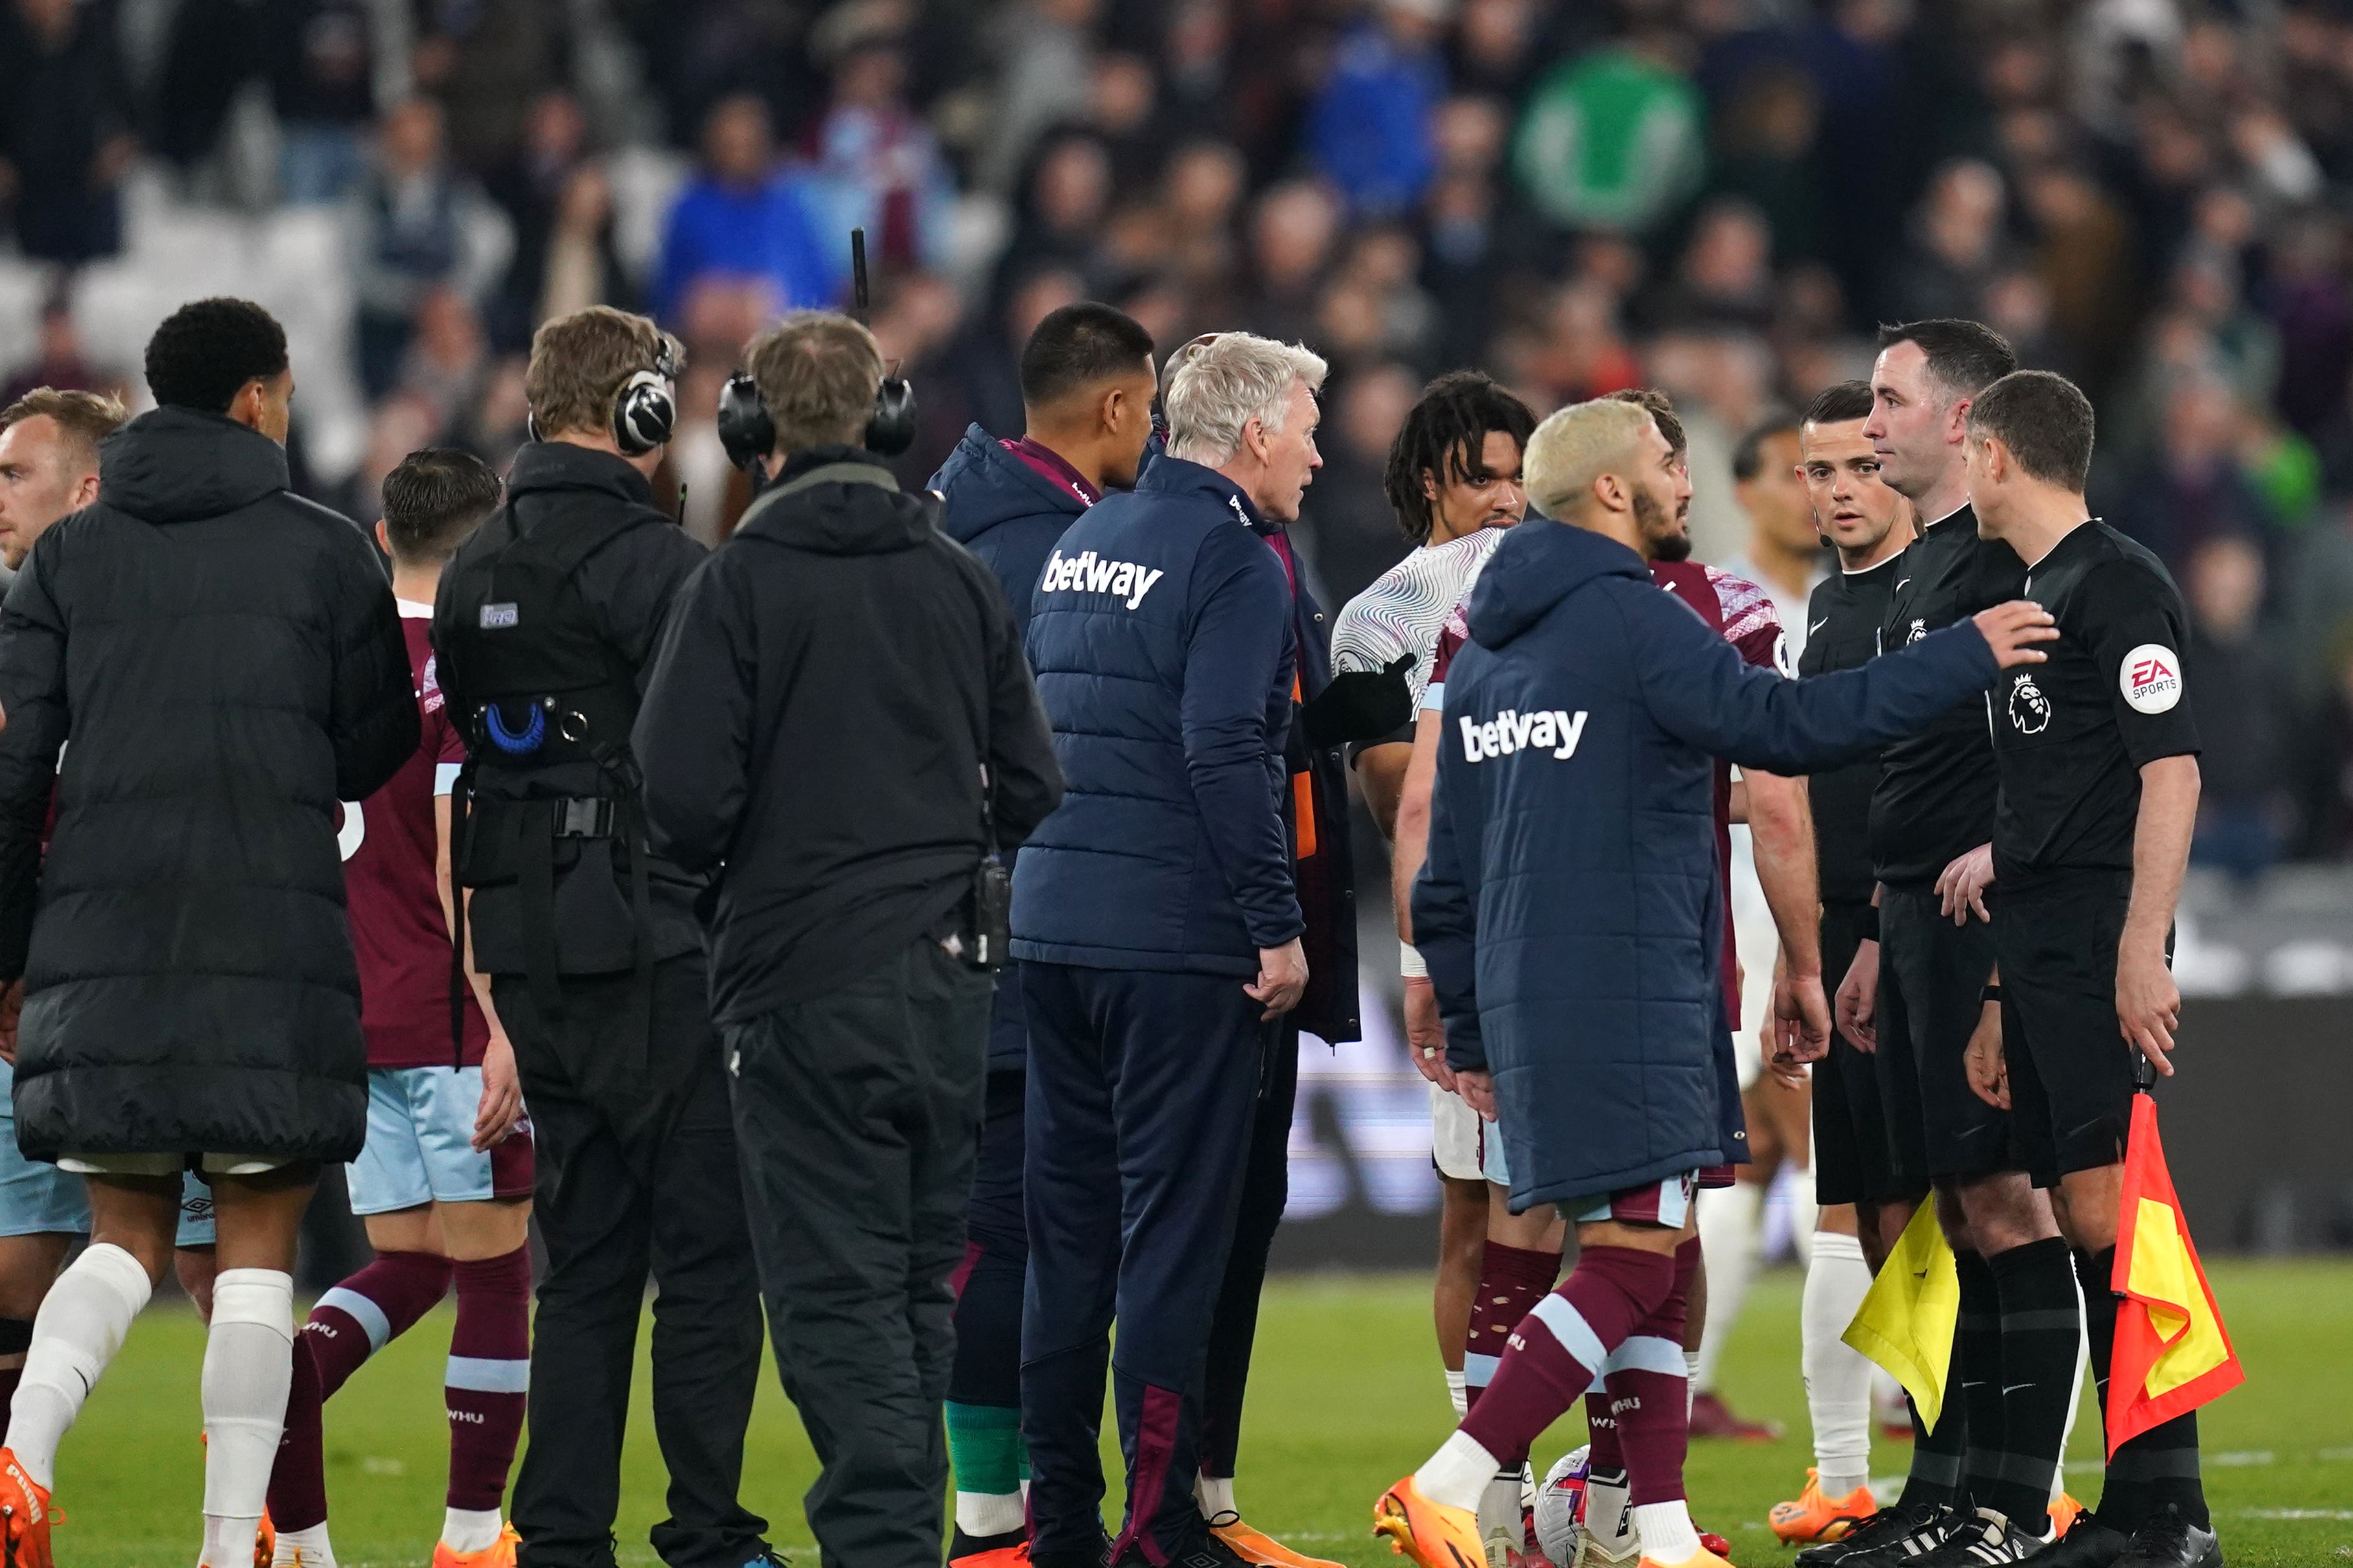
{"left": 1963, "top": 371, "right": 2216, "bottom": 1568}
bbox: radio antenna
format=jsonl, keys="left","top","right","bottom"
{"left": 851, "top": 228, "right": 871, "bottom": 321}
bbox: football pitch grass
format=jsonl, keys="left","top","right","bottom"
{"left": 43, "top": 1258, "right": 2350, "bottom": 1568}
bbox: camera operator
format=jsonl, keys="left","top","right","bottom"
{"left": 431, "top": 306, "right": 777, "bottom": 1568}
{"left": 634, "top": 310, "right": 1062, "bottom": 1568}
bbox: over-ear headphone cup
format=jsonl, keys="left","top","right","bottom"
{"left": 866, "top": 375, "right": 916, "bottom": 457}
{"left": 717, "top": 371, "right": 774, "bottom": 472}
{"left": 612, "top": 369, "right": 677, "bottom": 456}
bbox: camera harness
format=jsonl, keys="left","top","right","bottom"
{"left": 440, "top": 341, "right": 684, "bottom": 1069}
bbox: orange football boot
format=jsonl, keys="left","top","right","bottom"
{"left": 2049, "top": 1494, "right": 2083, "bottom": 1540}
{"left": 1213, "top": 1516, "right": 1342, "bottom": 1568}
{"left": 0, "top": 1449, "right": 53, "bottom": 1568}
{"left": 1769, "top": 1470, "right": 1877, "bottom": 1544}
{"left": 431, "top": 1522, "right": 522, "bottom": 1568}
{"left": 948, "top": 1542, "right": 1030, "bottom": 1568}
{"left": 1375, "top": 1476, "right": 1486, "bottom": 1568}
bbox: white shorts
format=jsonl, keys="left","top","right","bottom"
{"left": 347, "top": 1065, "right": 534, "bottom": 1216}
{"left": 58, "top": 1152, "right": 289, "bottom": 1177}
{"left": 1431, "top": 1082, "right": 1483, "bottom": 1181}
{"left": 1430, "top": 1084, "right": 1513, "bottom": 1185}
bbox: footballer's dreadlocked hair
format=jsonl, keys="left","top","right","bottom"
{"left": 1605, "top": 386, "right": 1686, "bottom": 460}
{"left": 1381, "top": 370, "right": 1537, "bottom": 544}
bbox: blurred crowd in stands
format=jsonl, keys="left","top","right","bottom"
{"left": 9, "top": 0, "right": 2353, "bottom": 871}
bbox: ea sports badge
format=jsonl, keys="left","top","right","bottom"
{"left": 2120, "top": 643, "right": 2183, "bottom": 714}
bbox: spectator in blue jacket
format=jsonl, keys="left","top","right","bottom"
{"left": 1013, "top": 331, "right": 1325, "bottom": 1568}
{"left": 1304, "top": 0, "right": 1446, "bottom": 217}
{"left": 654, "top": 95, "right": 835, "bottom": 325}
{"left": 924, "top": 301, "right": 1158, "bottom": 1568}
{"left": 1373, "top": 396, "right": 2059, "bottom": 1568}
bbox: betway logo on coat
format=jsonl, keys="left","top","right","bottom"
{"left": 1460, "top": 707, "right": 1589, "bottom": 762}
{"left": 1040, "top": 549, "right": 1165, "bottom": 610}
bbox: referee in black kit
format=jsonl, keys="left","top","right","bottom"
{"left": 1962, "top": 371, "right": 2217, "bottom": 1568}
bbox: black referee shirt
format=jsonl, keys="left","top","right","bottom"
{"left": 1801, "top": 552, "right": 1905, "bottom": 904}
{"left": 1866, "top": 503, "right": 2028, "bottom": 884}
{"left": 1989, "top": 520, "right": 2201, "bottom": 886}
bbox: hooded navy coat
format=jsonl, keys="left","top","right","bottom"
{"left": 930, "top": 424, "right": 1091, "bottom": 639}
{"left": 1412, "top": 521, "right": 2001, "bottom": 1213}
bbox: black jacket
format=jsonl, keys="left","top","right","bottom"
{"left": 636, "top": 447, "right": 1063, "bottom": 1027}
{"left": 0, "top": 408, "right": 417, "bottom": 1161}
{"left": 433, "top": 440, "right": 709, "bottom": 975}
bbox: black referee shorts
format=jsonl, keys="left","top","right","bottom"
{"left": 1815, "top": 901, "right": 1930, "bottom": 1208}
{"left": 1879, "top": 883, "right": 2021, "bottom": 1181}
{"left": 1992, "top": 871, "right": 2141, "bottom": 1184}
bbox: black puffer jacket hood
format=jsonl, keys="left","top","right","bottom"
{"left": 98, "top": 406, "right": 289, "bottom": 525}
{"left": 0, "top": 409, "right": 419, "bottom": 1163}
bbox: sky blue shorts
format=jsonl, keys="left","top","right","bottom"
{"left": 347, "top": 1066, "right": 534, "bottom": 1216}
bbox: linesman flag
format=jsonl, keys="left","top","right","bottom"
{"left": 1842, "top": 1203, "right": 1959, "bottom": 1432}
{"left": 2106, "top": 1085, "right": 2244, "bottom": 1458}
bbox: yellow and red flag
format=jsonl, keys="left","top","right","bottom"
{"left": 2106, "top": 1089, "right": 2243, "bottom": 1457}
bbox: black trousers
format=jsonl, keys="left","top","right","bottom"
{"left": 949, "top": 1065, "right": 1029, "bottom": 1411}
{"left": 494, "top": 955, "right": 770, "bottom": 1568}
{"left": 1199, "top": 1018, "right": 1300, "bottom": 1481}
{"left": 724, "top": 937, "right": 995, "bottom": 1568}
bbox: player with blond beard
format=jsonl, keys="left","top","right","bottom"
{"left": 1372, "top": 393, "right": 2057, "bottom": 1568}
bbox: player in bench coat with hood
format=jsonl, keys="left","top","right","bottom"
{"left": 1414, "top": 395, "right": 2056, "bottom": 1216}
{"left": 1372, "top": 396, "right": 2061, "bottom": 1568}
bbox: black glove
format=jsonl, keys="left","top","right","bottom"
{"left": 1300, "top": 652, "right": 1416, "bottom": 749}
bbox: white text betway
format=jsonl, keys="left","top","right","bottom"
{"left": 1041, "top": 549, "right": 1165, "bottom": 609}
{"left": 1460, "top": 708, "right": 1589, "bottom": 762}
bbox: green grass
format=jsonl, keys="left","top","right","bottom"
{"left": 45, "top": 1260, "right": 2353, "bottom": 1567}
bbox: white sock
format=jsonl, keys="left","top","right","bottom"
{"left": 441, "top": 1506, "right": 503, "bottom": 1554}
{"left": 203, "top": 1513, "right": 264, "bottom": 1568}
{"left": 1193, "top": 1473, "right": 1236, "bottom": 1523}
{"left": 1804, "top": 1231, "right": 1875, "bottom": 1498}
{"left": 1692, "top": 1181, "right": 1763, "bottom": 1391}
{"left": 1476, "top": 1471, "right": 1522, "bottom": 1567}
{"left": 1684, "top": 1348, "right": 1699, "bottom": 1418}
{"left": 1412, "top": 1429, "right": 1502, "bottom": 1514}
{"left": 3, "top": 1241, "right": 151, "bottom": 1488}
{"left": 1631, "top": 1500, "right": 1701, "bottom": 1563}
{"left": 1787, "top": 1181, "right": 1819, "bottom": 1268}
{"left": 1581, "top": 1468, "right": 1638, "bottom": 1560}
{"left": 200, "top": 1268, "right": 294, "bottom": 1567}
{"left": 958, "top": 1490, "right": 1026, "bottom": 1536}
{"left": 273, "top": 1519, "right": 338, "bottom": 1567}
{"left": 1445, "top": 1367, "right": 1469, "bottom": 1419}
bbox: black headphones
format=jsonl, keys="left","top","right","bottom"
{"left": 527, "top": 339, "right": 681, "bottom": 455}
{"left": 716, "top": 360, "right": 915, "bottom": 471}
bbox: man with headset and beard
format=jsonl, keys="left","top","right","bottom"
{"left": 433, "top": 306, "right": 782, "bottom": 1568}
{"left": 636, "top": 310, "right": 1063, "bottom": 1568}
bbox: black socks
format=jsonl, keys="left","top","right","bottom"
{"left": 1983, "top": 1237, "right": 2078, "bottom": 1529}
{"left": 2078, "top": 1245, "right": 2210, "bottom": 1531}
